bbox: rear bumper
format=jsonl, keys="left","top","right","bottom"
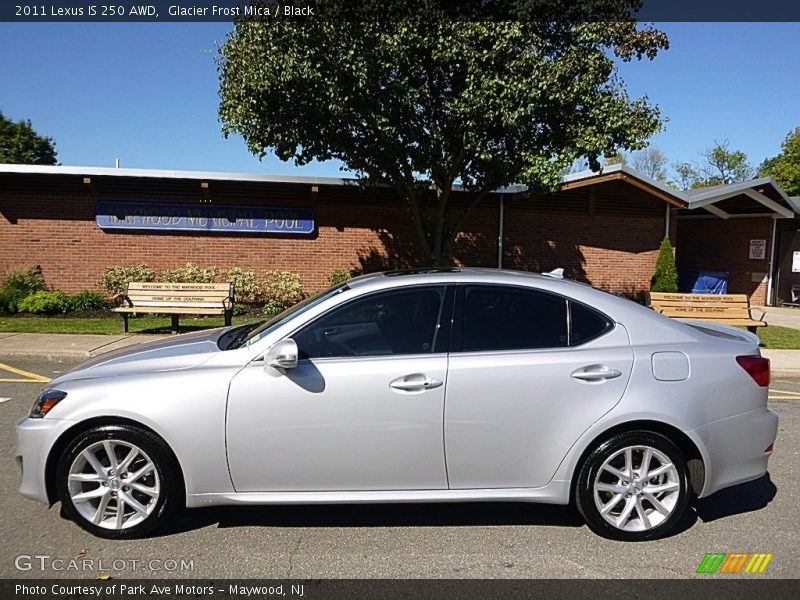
{"left": 691, "top": 407, "right": 778, "bottom": 498}
{"left": 15, "top": 417, "right": 75, "bottom": 505}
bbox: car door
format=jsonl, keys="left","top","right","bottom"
{"left": 226, "top": 285, "right": 452, "bottom": 492}
{"left": 444, "top": 284, "right": 634, "bottom": 489}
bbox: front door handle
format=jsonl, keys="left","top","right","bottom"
{"left": 571, "top": 365, "right": 622, "bottom": 382}
{"left": 389, "top": 373, "right": 443, "bottom": 393}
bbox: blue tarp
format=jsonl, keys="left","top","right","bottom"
{"left": 678, "top": 270, "right": 729, "bottom": 294}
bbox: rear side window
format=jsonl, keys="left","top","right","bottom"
{"left": 569, "top": 301, "right": 613, "bottom": 345}
{"left": 461, "top": 286, "right": 568, "bottom": 351}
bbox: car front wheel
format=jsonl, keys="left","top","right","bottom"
{"left": 575, "top": 430, "right": 690, "bottom": 541}
{"left": 56, "top": 424, "right": 181, "bottom": 539}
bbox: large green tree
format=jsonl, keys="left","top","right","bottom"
{"left": 0, "top": 112, "right": 57, "bottom": 165}
{"left": 218, "top": 2, "right": 668, "bottom": 265}
{"left": 760, "top": 127, "right": 800, "bottom": 197}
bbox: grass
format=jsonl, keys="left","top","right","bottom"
{"left": 756, "top": 325, "right": 800, "bottom": 350}
{"left": 0, "top": 315, "right": 263, "bottom": 335}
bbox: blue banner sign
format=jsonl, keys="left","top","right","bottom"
{"left": 96, "top": 202, "right": 315, "bottom": 235}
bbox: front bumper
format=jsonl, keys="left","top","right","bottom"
{"left": 691, "top": 407, "right": 778, "bottom": 498}
{"left": 15, "top": 417, "right": 75, "bottom": 504}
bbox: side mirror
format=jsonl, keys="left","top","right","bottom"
{"left": 265, "top": 338, "right": 299, "bottom": 370}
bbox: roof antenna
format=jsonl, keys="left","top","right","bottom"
{"left": 543, "top": 267, "right": 564, "bottom": 279}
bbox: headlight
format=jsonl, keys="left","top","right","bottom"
{"left": 30, "top": 389, "right": 67, "bottom": 418}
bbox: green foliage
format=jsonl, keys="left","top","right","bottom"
{"left": 17, "top": 291, "right": 71, "bottom": 315}
{"left": 0, "top": 287, "right": 26, "bottom": 314}
{"left": 261, "top": 299, "right": 286, "bottom": 317}
{"left": 328, "top": 269, "right": 355, "bottom": 286}
{"left": 651, "top": 237, "right": 679, "bottom": 293}
{"left": 160, "top": 262, "right": 219, "bottom": 284}
{"left": 0, "top": 267, "right": 48, "bottom": 314}
{"left": 262, "top": 270, "right": 304, "bottom": 306}
{"left": 232, "top": 304, "right": 250, "bottom": 316}
{"left": 99, "top": 265, "right": 156, "bottom": 295}
{"left": 218, "top": 9, "right": 667, "bottom": 265}
{"left": 698, "top": 140, "right": 753, "bottom": 186}
{"left": 2, "top": 266, "right": 47, "bottom": 294}
{"left": 760, "top": 127, "right": 800, "bottom": 197}
{"left": 225, "top": 267, "right": 263, "bottom": 303}
{"left": 67, "top": 290, "right": 112, "bottom": 312}
{"left": 0, "top": 111, "right": 57, "bottom": 165}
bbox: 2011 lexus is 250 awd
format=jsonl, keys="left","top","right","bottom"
{"left": 15, "top": 268, "right": 778, "bottom": 541}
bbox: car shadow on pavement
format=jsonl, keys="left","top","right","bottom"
{"left": 143, "top": 474, "right": 775, "bottom": 538}
{"left": 691, "top": 473, "right": 777, "bottom": 523}
{"left": 156, "top": 502, "right": 586, "bottom": 537}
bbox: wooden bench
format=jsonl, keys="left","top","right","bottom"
{"left": 646, "top": 292, "right": 766, "bottom": 333}
{"left": 113, "top": 282, "right": 234, "bottom": 334}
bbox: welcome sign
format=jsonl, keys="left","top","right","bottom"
{"left": 95, "top": 202, "right": 315, "bottom": 235}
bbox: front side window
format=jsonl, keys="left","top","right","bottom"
{"left": 461, "top": 285, "right": 568, "bottom": 351}
{"left": 294, "top": 286, "right": 446, "bottom": 359}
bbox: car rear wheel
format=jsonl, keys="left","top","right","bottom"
{"left": 56, "top": 424, "right": 181, "bottom": 539}
{"left": 575, "top": 431, "right": 690, "bottom": 541}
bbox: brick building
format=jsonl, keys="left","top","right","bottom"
{"left": 0, "top": 163, "right": 796, "bottom": 305}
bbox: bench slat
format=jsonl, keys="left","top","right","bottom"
{"left": 121, "top": 301, "right": 229, "bottom": 309}
{"left": 678, "top": 318, "right": 767, "bottom": 327}
{"left": 127, "top": 282, "right": 231, "bottom": 291}
{"left": 649, "top": 292, "right": 748, "bottom": 304}
{"left": 114, "top": 307, "right": 226, "bottom": 315}
{"left": 651, "top": 301, "right": 749, "bottom": 310}
{"left": 657, "top": 306, "right": 751, "bottom": 316}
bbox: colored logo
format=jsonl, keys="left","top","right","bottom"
{"left": 696, "top": 552, "right": 773, "bottom": 574}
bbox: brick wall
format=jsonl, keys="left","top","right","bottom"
{"left": 676, "top": 217, "right": 773, "bottom": 305}
{"left": 0, "top": 176, "right": 670, "bottom": 300}
{"left": 502, "top": 201, "right": 668, "bottom": 300}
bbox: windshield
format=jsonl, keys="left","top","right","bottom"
{"left": 236, "top": 283, "right": 349, "bottom": 348}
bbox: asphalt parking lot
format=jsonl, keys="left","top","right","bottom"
{"left": 0, "top": 356, "right": 797, "bottom": 579}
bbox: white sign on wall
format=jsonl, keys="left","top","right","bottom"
{"left": 749, "top": 239, "right": 767, "bottom": 260}
{"left": 793, "top": 251, "right": 800, "bottom": 273}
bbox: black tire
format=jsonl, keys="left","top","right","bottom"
{"left": 56, "top": 424, "right": 181, "bottom": 539}
{"left": 575, "top": 430, "right": 690, "bottom": 541}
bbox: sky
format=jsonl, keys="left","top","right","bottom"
{"left": 0, "top": 21, "right": 798, "bottom": 178}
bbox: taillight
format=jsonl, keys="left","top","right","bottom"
{"left": 736, "top": 355, "right": 770, "bottom": 387}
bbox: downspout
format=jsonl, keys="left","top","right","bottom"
{"left": 664, "top": 204, "right": 670, "bottom": 239}
{"left": 497, "top": 194, "right": 505, "bottom": 269}
{"left": 767, "top": 217, "right": 778, "bottom": 306}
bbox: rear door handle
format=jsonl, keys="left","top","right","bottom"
{"left": 571, "top": 365, "right": 622, "bottom": 382}
{"left": 389, "top": 373, "right": 443, "bottom": 393}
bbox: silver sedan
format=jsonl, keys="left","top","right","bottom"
{"left": 15, "top": 268, "right": 778, "bottom": 541}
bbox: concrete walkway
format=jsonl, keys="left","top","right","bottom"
{"left": 758, "top": 305, "right": 800, "bottom": 330}
{"left": 0, "top": 332, "right": 165, "bottom": 358}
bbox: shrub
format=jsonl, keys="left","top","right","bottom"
{"left": 17, "top": 291, "right": 71, "bottom": 314}
{"left": 262, "top": 299, "right": 286, "bottom": 317}
{"left": 225, "top": 267, "right": 263, "bottom": 303}
{"left": 262, "top": 270, "right": 304, "bottom": 307}
{"left": 231, "top": 303, "right": 250, "bottom": 316}
{"left": 0, "top": 266, "right": 47, "bottom": 314}
{"left": 651, "top": 237, "right": 679, "bottom": 293}
{"left": 99, "top": 265, "right": 156, "bottom": 295}
{"left": 160, "top": 262, "right": 219, "bottom": 284}
{"left": 328, "top": 269, "right": 355, "bottom": 286}
{"left": 67, "top": 290, "right": 112, "bottom": 312}
{"left": 2, "top": 266, "right": 47, "bottom": 295}
{"left": 0, "top": 287, "right": 26, "bottom": 314}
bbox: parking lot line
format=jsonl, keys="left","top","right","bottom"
{"left": 0, "top": 361, "right": 51, "bottom": 383}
